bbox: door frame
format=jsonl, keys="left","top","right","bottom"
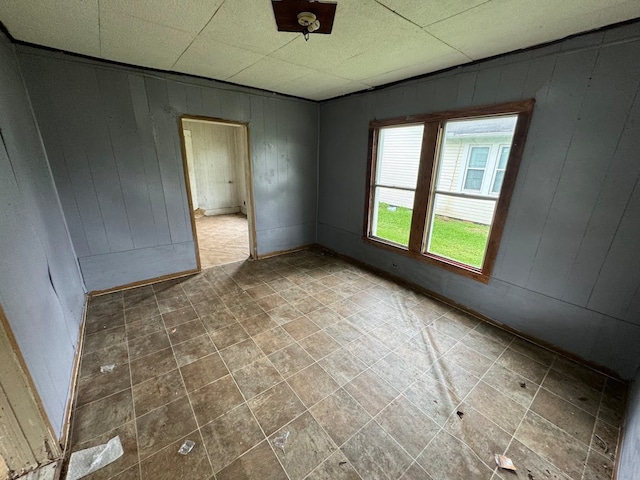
{"left": 178, "top": 115, "right": 258, "bottom": 268}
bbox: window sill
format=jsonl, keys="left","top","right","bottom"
{"left": 363, "top": 236, "right": 491, "bottom": 284}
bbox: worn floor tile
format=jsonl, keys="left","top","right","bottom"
{"left": 190, "top": 375, "right": 244, "bottom": 425}
{"left": 516, "top": 411, "right": 589, "bottom": 480}
{"left": 136, "top": 396, "right": 197, "bottom": 460}
{"left": 344, "top": 370, "right": 400, "bottom": 417}
{"left": 132, "top": 369, "right": 186, "bottom": 416}
{"left": 305, "top": 450, "right": 361, "bottom": 480}
{"left": 319, "top": 348, "right": 368, "bottom": 386}
{"left": 72, "top": 389, "right": 134, "bottom": 446}
{"left": 417, "top": 431, "right": 493, "bottom": 480}
{"left": 342, "top": 420, "right": 412, "bottom": 480}
{"left": 248, "top": 382, "right": 306, "bottom": 436}
{"left": 465, "top": 381, "right": 527, "bottom": 434}
{"left": 232, "top": 357, "right": 283, "bottom": 399}
{"left": 270, "top": 412, "right": 337, "bottom": 480}
{"left": 530, "top": 388, "right": 596, "bottom": 445}
{"left": 75, "top": 363, "right": 131, "bottom": 407}
{"left": 268, "top": 344, "right": 314, "bottom": 377}
{"left": 139, "top": 431, "right": 213, "bottom": 479}
{"left": 288, "top": 363, "right": 340, "bottom": 408}
{"left": 130, "top": 347, "right": 177, "bottom": 385}
{"left": 201, "top": 404, "right": 265, "bottom": 473}
{"left": 216, "top": 440, "right": 288, "bottom": 480}
{"left": 376, "top": 395, "right": 440, "bottom": 458}
{"left": 311, "top": 388, "right": 371, "bottom": 446}
{"left": 219, "top": 338, "right": 264, "bottom": 371}
{"left": 253, "top": 326, "right": 295, "bottom": 355}
{"left": 180, "top": 353, "right": 228, "bottom": 392}
{"left": 172, "top": 333, "right": 215, "bottom": 367}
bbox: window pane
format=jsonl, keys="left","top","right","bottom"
{"left": 491, "top": 170, "right": 505, "bottom": 193}
{"left": 371, "top": 187, "right": 414, "bottom": 247}
{"left": 498, "top": 146, "right": 510, "bottom": 169}
{"left": 376, "top": 125, "right": 423, "bottom": 190}
{"left": 463, "top": 169, "right": 484, "bottom": 191}
{"left": 468, "top": 147, "right": 489, "bottom": 168}
{"left": 426, "top": 194, "right": 495, "bottom": 268}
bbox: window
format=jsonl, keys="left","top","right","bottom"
{"left": 463, "top": 146, "right": 490, "bottom": 192}
{"left": 365, "top": 100, "right": 534, "bottom": 282}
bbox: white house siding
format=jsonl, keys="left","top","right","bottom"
{"left": 375, "top": 123, "right": 514, "bottom": 225}
{"left": 377, "top": 125, "right": 422, "bottom": 208}
{"left": 434, "top": 194, "right": 497, "bottom": 225}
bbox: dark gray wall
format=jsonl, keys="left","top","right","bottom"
{"left": 318, "top": 22, "right": 640, "bottom": 378}
{"left": 18, "top": 47, "right": 318, "bottom": 292}
{"left": 0, "top": 33, "right": 85, "bottom": 436}
{"left": 618, "top": 367, "right": 640, "bottom": 480}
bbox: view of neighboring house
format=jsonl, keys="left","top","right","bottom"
{"left": 376, "top": 116, "right": 517, "bottom": 226}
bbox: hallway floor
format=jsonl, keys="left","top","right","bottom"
{"left": 70, "top": 249, "right": 626, "bottom": 480}
{"left": 195, "top": 213, "right": 250, "bottom": 268}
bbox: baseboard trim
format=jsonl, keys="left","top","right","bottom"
{"left": 89, "top": 268, "right": 200, "bottom": 296}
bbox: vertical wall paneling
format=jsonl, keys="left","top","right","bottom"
{"left": 0, "top": 33, "right": 85, "bottom": 438}
{"left": 526, "top": 42, "right": 640, "bottom": 298}
{"left": 317, "top": 25, "right": 640, "bottom": 378}
{"left": 18, "top": 47, "right": 319, "bottom": 291}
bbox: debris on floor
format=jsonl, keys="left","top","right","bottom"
{"left": 272, "top": 431, "right": 290, "bottom": 453}
{"left": 520, "top": 382, "right": 527, "bottom": 388}
{"left": 66, "top": 436, "right": 123, "bottom": 480}
{"left": 494, "top": 454, "right": 517, "bottom": 471}
{"left": 595, "top": 434, "right": 609, "bottom": 454}
{"left": 99, "top": 364, "right": 115, "bottom": 373}
{"left": 178, "top": 440, "right": 195, "bottom": 455}
{"left": 456, "top": 410, "right": 464, "bottom": 419}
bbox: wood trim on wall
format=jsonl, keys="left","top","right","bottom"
{"left": 0, "top": 306, "right": 60, "bottom": 473}
{"left": 89, "top": 268, "right": 199, "bottom": 296}
{"left": 178, "top": 114, "right": 259, "bottom": 264}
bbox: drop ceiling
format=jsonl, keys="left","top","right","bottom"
{"left": 1, "top": 0, "right": 639, "bottom": 101}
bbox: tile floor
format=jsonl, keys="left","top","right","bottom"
{"left": 195, "top": 213, "right": 250, "bottom": 268}
{"left": 69, "top": 249, "right": 627, "bottom": 480}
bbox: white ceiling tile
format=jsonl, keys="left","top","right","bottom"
{"left": 1, "top": 0, "right": 639, "bottom": 100}
{"left": 99, "top": 9, "right": 194, "bottom": 70}
{"left": 426, "top": 0, "right": 640, "bottom": 60}
{"left": 361, "top": 50, "right": 469, "bottom": 87}
{"left": 277, "top": 71, "right": 369, "bottom": 100}
{"left": 329, "top": 33, "right": 467, "bottom": 82}
{"left": 0, "top": 0, "right": 100, "bottom": 57}
{"left": 227, "top": 56, "right": 315, "bottom": 92}
{"left": 376, "top": 0, "right": 489, "bottom": 27}
{"left": 173, "top": 37, "right": 264, "bottom": 81}
{"left": 102, "top": 0, "right": 224, "bottom": 34}
{"left": 198, "top": 0, "right": 298, "bottom": 55}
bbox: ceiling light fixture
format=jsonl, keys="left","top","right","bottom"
{"left": 271, "top": 1, "right": 337, "bottom": 40}
{"left": 297, "top": 12, "right": 320, "bottom": 41}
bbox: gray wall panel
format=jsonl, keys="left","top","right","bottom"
{"left": 318, "top": 25, "right": 640, "bottom": 378}
{"left": 618, "top": 367, "right": 640, "bottom": 480}
{"left": 0, "top": 33, "right": 85, "bottom": 436}
{"left": 79, "top": 242, "right": 197, "bottom": 292}
{"left": 18, "top": 48, "right": 319, "bottom": 291}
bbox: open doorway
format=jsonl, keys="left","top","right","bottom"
{"left": 179, "top": 116, "right": 256, "bottom": 269}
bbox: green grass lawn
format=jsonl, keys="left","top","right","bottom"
{"left": 375, "top": 203, "right": 489, "bottom": 267}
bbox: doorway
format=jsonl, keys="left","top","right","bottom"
{"left": 179, "top": 117, "right": 256, "bottom": 269}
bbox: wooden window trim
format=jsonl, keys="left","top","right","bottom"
{"left": 363, "top": 100, "right": 535, "bottom": 283}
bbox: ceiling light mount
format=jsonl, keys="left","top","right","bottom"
{"left": 297, "top": 12, "right": 320, "bottom": 41}
{"left": 271, "top": 1, "right": 337, "bottom": 40}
